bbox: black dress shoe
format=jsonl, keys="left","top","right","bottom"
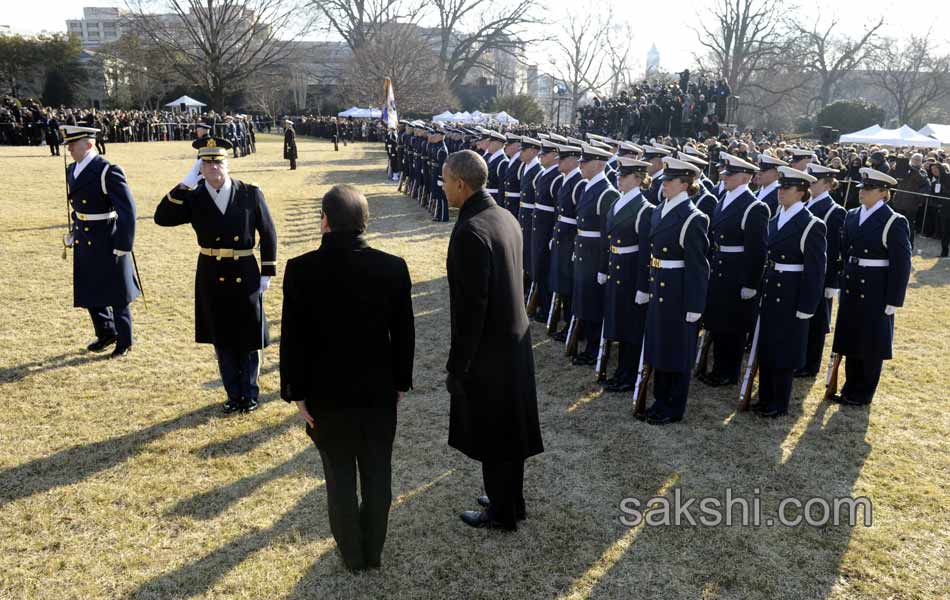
{"left": 533, "top": 312, "right": 548, "bottom": 324}
{"left": 834, "top": 395, "right": 870, "bottom": 406}
{"left": 571, "top": 352, "right": 596, "bottom": 366}
{"left": 87, "top": 335, "right": 117, "bottom": 352}
{"left": 460, "top": 510, "right": 516, "bottom": 531}
{"left": 223, "top": 398, "right": 242, "bottom": 414}
{"left": 477, "top": 495, "right": 491, "bottom": 508}
{"left": 551, "top": 329, "right": 568, "bottom": 342}
{"left": 110, "top": 345, "right": 132, "bottom": 358}
{"left": 704, "top": 374, "right": 738, "bottom": 387}
{"left": 793, "top": 368, "right": 818, "bottom": 378}
{"left": 695, "top": 372, "right": 709, "bottom": 384}
{"left": 240, "top": 397, "right": 260, "bottom": 413}
{"left": 475, "top": 496, "right": 527, "bottom": 520}
{"left": 646, "top": 414, "right": 683, "bottom": 425}
{"left": 757, "top": 408, "right": 787, "bottom": 418}
{"left": 605, "top": 381, "right": 635, "bottom": 393}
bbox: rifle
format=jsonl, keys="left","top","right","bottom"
{"left": 694, "top": 328, "right": 712, "bottom": 376}
{"left": 61, "top": 152, "right": 71, "bottom": 260}
{"left": 525, "top": 282, "right": 538, "bottom": 316}
{"left": 823, "top": 352, "right": 842, "bottom": 401}
{"left": 397, "top": 169, "right": 405, "bottom": 193}
{"left": 595, "top": 325, "right": 612, "bottom": 383}
{"left": 564, "top": 315, "right": 581, "bottom": 356}
{"left": 738, "top": 317, "right": 761, "bottom": 411}
{"left": 546, "top": 293, "right": 561, "bottom": 335}
{"left": 632, "top": 340, "right": 651, "bottom": 418}
{"left": 130, "top": 251, "right": 148, "bottom": 311}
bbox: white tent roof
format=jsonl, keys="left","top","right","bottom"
{"left": 432, "top": 111, "right": 456, "bottom": 122}
{"left": 337, "top": 107, "right": 382, "bottom": 118}
{"left": 165, "top": 95, "right": 206, "bottom": 107}
{"left": 838, "top": 124, "right": 883, "bottom": 144}
{"left": 839, "top": 124, "right": 940, "bottom": 148}
{"left": 493, "top": 111, "right": 520, "bottom": 124}
{"left": 919, "top": 123, "right": 950, "bottom": 145}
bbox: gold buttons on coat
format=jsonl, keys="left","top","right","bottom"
{"left": 82, "top": 200, "right": 87, "bottom": 204}
{"left": 84, "top": 227, "right": 89, "bottom": 231}
{"left": 234, "top": 236, "right": 239, "bottom": 241}
{"left": 87, "top": 241, "right": 91, "bottom": 246}
{"left": 660, "top": 282, "right": 666, "bottom": 287}
{"left": 236, "top": 277, "right": 242, "bottom": 283}
{"left": 219, "top": 277, "right": 225, "bottom": 282}
{"left": 659, "top": 297, "right": 664, "bottom": 303}
{"left": 663, "top": 247, "right": 668, "bottom": 253}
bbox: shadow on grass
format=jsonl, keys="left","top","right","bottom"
{"left": 0, "top": 350, "right": 110, "bottom": 384}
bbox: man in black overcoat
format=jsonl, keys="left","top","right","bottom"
{"left": 443, "top": 149, "right": 544, "bottom": 532}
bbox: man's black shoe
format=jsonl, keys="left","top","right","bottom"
{"left": 793, "top": 368, "right": 818, "bottom": 378}
{"left": 223, "top": 398, "right": 242, "bottom": 414}
{"left": 571, "top": 352, "right": 596, "bottom": 366}
{"left": 87, "top": 335, "right": 117, "bottom": 352}
{"left": 476, "top": 496, "right": 526, "bottom": 520}
{"left": 460, "top": 510, "right": 516, "bottom": 531}
{"left": 110, "top": 345, "right": 132, "bottom": 358}
{"left": 605, "top": 381, "right": 635, "bottom": 393}
{"left": 552, "top": 329, "right": 568, "bottom": 342}
{"left": 704, "top": 374, "right": 738, "bottom": 387}
{"left": 833, "top": 394, "right": 869, "bottom": 406}
{"left": 757, "top": 408, "right": 787, "bottom": 418}
{"left": 646, "top": 414, "right": 683, "bottom": 425}
{"left": 240, "top": 397, "right": 260, "bottom": 413}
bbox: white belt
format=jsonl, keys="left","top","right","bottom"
{"left": 485, "top": 188, "right": 499, "bottom": 193}
{"left": 650, "top": 258, "right": 685, "bottom": 269}
{"left": 717, "top": 245, "right": 744, "bottom": 253}
{"left": 577, "top": 229, "right": 600, "bottom": 238}
{"left": 557, "top": 216, "right": 577, "bottom": 225}
{"left": 771, "top": 262, "right": 804, "bottom": 272}
{"left": 850, "top": 258, "right": 890, "bottom": 267}
{"left": 535, "top": 204, "right": 556, "bottom": 213}
{"left": 520, "top": 202, "right": 535, "bottom": 209}
{"left": 506, "top": 192, "right": 521, "bottom": 197}
{"left": 74, "top": 211, "right": 118, "bottom": 221}
{"left": 610, "top": 245, "right": 639, "bottom": 254}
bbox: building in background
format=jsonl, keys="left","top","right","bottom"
{"left": 646, "top": 44, "right": 660, "bottom": 76}
{"left": 526, "top": 64, "right": 571, "bottom": 126}
{"left": 66, "top": 7, "right": 126, "bottom": 49}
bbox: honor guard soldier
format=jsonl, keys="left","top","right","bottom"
{"left": 570, "top": 144, "right": 619, "bottom": 366}
{"left": 518, "top": 137, "right": 543, "bottom": 291}
{"left": 154, "top": 137, "right": 278, "bottom": 414}
{"left": 549, "top": 143, "right": 585, "bottom": 341}
{"left": 182, "top": 117, "right": 214, "bottom": 188}
{"left": 46, "top": 114, "right": 61, "bottom": 156}
{"left": 830, "top": 168, "right": 912, "bottom": 406}
{"left": 503, "top": 134, "right": 523, "bottom": 219}
{"left": 680, "top": 153, "right": 718, "bottom": 218}
{"left": 601, "top": 158, "right": 654, "bottom": 392}
{"left": 798, "top": 163, "right": 847, "bottom": 377}
{"left": 62, "top": 124, "right": 141, "bottom": 357}
{"left": 283, "top": 119, "right": 297, "bottom": 170}
{"left": 684, "top": 144, "right": 716, "bottom": 193}
{"left": 484, "top": 131, "right": 508, "bottom": 207}
{"left": 641, "top": 157, "right": 710, "bottom": 424}
{"left": 385, "top": 125, "right": 400, "bottom": 181}
{"left": 754, "top": 154, "right": 788, "bottom": 216}
{"left": 786, "top": 147, "right": 816, "bottom": 172}
{"left": 612, "top": 142, "right": 644, "bottom": 190}
{"left": 700, "top": 152, "right": 768, "bottom": 388}
{"left": 642, "top": 145, "right": 672, "bottom": 204}
{"left": 754, "top": 167, "right": 827, "bottom": 417}
{"left": 431, "top": 127, "right": 450, "bottom": 221}
{"left": 530, "top": 139, "right": 562, "bottom": 323}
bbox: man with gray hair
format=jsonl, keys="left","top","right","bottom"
{"left": 443, "top": 150, "right": 544, "bottom": 532}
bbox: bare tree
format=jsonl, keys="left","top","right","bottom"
{"left": 868, "top": 33, "right": 950, "bottom": 126}
{"left": 100, "top": 34, "right": 180, "bottom": 109}
{"left": 605, "top": 21, "right": 635, "bottom": 97}
{"left": 794, "top": 15, "right": 884, "bottom": 110}
{"left": 548, "top": 14, "right": 611, "bottom": 126}
{"left": 126, "top": 0, "right": 312, "bottom": 110}
{"left": 308, "top": 0, "right": 423, "bottom": 50}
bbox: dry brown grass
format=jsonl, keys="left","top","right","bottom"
{"left": 0, "top": 136, "right": 947, "bottom": 599}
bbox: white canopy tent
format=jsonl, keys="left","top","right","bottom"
{"left": 432, "top": 111, "right": 456, "bottom": 122}
{"left": 429, "top": 110, "right": 520, "bottom": 125}
{"left": 337, "top": 107, "right": 382, "bottom": 118}
{"left": 839, "top": 124, "right": 940, "bottom": 148}
{"left": 165, "top": 95, "right": 206, "bottom": 114}
{"left": 918, "top": 123, "right": 950, "bottom": 146}
{"left": 838, "top": 124, "right": 883, "bottom": 144}
{"left": 493, "top": 111, "right": 520, "bottom": 125}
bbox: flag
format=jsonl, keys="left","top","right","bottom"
{"left": 382, "top": 78, "right": 398, "bottom": 130}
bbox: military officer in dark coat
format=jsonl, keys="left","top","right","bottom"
{"left": 46, "top": 115, "right": 61, "bottom": 156}
{"left": 483, "top": 131, "right": 508, "bottom": 207}
{"left": 502, "top": 134, "right": 523, "bottom": 219}
{"left": 684, "top": 144, "right": 716, "bottom": 193}
{"left": 700, "top": 152, "right": 768, "bottom": 388}
{"left": 530, "top": 140, "right": 562, "bottom": 323}
{"left": 680, "top": 153, "right": 718, "bottom": 218}
{"left": 642, "top": 158, "right": 710, "bottom": 424}
{"left": 797, "top": 163, "right": 847, "bottom": 377}
{"left": 612, "top": 141, "right": 644, "bottom": 187}
{"left": 442, "top": 150, "right": 543, "bottom": 531}
{"left": 62, "top": 124, "right": 141, "bottom": 357}
{"left": 283, "top": 119, "right": 297, "bottom": 170}
{"left": 754, "top": 154, "right": 787, "bottom": 217}
{"left": 601, "top": 157, "right": 654, "bottom": 392}
{"left": 430, "top": 128, "right": 450, "bottom": 222}
{"left": 154, "top": 137, "right": 278, "bottom": 414}
{"left": 549, "top": 143, "right": 585, "bottom": 341}
{"left": 518, "top": 137, "right": 543, "bottom": 293}
{"left": 831, "top": 168, "right": 912, "bottom": 406}
{"left": 571, "top": 144, "right": 620, "bottom": 366}
{"left": 786, "top": 147, "right": 816, "bottom": 173}
{"left": 754, "top": 167, "right": 827, "bottom": 417}
{"left": 643, "top": 145, "right": 672, "bottom": 204}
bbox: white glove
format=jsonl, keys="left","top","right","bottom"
{"left": 113, "top": 249, "right": 129, "bottom": 256}
{"left": 181, "top": 160, "right": 202, "bottom": 188}
{"left": 884, "top": 305, "right": 897, "bottom": 316}
{"left": 795, "top": 311, "right": 812, "bottom": 319}
{"left": 258, "top": 276, "right": 271, "bottom": 294}
{"left": 635, "top": 291, "right": 651, "bottom": 304}
{"left": 685, "top": 312, "right": 701, "bottom": 323}
{"left": 549, "top": 238, "right": 554, "bottom": 250}
{"left": 824, "top": 288, "right": 838, "bottom": 299}
{"left": 597, "top": 272, "right": 607, "bottom": 285}
{"left": 740, "top": 287, "right": 757, "bottom": 300}
{"left": 63, "top": 233, "right": 74, "bottom": 247}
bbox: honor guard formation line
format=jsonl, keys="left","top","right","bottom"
{"left": 391, "top": 121, "right": 912, "bottom": 422}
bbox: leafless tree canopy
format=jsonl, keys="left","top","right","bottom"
{"left": 868, "top": 33, "right": 950, "bottom": 125}
{"left": 548, "top": 15, "right": 611, "bottom": 125}
{"left": 126, "top": 0, "right": 312, "bottom": 110}
{"left": 309, "top": 0, "right": 422, "bottom": 50}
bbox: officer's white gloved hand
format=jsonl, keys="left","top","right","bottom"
{"left": 824, "top": 288, "right": 838, "bottom": 299}
{"left": 795, "top": 311, "right": 812, "bottom": 319}
{"left": 258, "top": 276, "right": 271, "bottom": 294}
{"left": 635, "top": 291, "right": 650, "bottom": 304}
{"left": 597, "top": 272, "right": 607, "bottom": 285}
{"left": 740, "top": 287, "right": 757, "bottom": 300}
{"left": 113, "top": 249, "right": 129, "bottom": 256}
{"left": 549, "top": 238, "right": 554, "bottom": 251}
{"left": 884, "top": 305, "right": 897, "bottom": 316}
{"left": 685, "top": 312, "right": 701, "bottom": 323}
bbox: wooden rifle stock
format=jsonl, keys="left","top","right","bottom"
{"left": 546, "top": 293, "right": 561, "bottom": 335}
{"left": 823, "top": 353, "right": 842, "bottom": 401}
{"left": 564, "top": 315, "right": 580, "bottom": 356}
{"left": 632, "top": 340, "right": 650, "bottom": 417}
{"left": 694, "top": 328, "right": 712, "bottom": 376}
{"left": 595, "top": 325, "right": 611, "bottom": 382}
{"left": 526, "top": 282, "right": 538, "bottom": 316}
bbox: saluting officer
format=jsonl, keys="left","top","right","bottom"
{"left": 798, "top": 163, "right": 847, "bottom": 377}
{"left": 530, "top": 139, "right": 562, "bottom": 323}
{"left": 830, "top": 168, "right": 912, "bottom": 406}
{"left": 518, "top": 137, "right": 543, "bottom": 289}
{"left": 549, "top": 143, "right": 585, "bottom": 341}
{"left": 641, "top": 157, "right": 710, "bottom": 424}
{"left": 61, "top": 124, "right": 141, "bottom": 357}
{"left": 571, "top": 144, "right": 619, "bottom": 366}
{"left": 182, "top": 117, "right": 214, "bottom": 188}
{"left": 700, "top": 152, "right": 768, "bottom": 388}
{"left": 754, "top": 167, "right": 827, "bottom": 417}
{"left": 754, "top": 154, "right": 788, "bottom": 217}
{"left": 283, "top": 119, "right": 297, "bottom": 170}
{"left": 503, "top": 134, "right": 523, "bottom": 219}
{"left": 601, "top": 157, "right": 654, "bottom": 392}
{"left": 154, "top": 137, "right": 278, "bottom": 414}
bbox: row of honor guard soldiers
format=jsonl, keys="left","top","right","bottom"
{"left": 390, "top": 124, "right": 912, "bottom": 423}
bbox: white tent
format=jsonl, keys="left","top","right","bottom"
{"left": 839, "top": 124, "right": 940, "bottom": 148}
{"left": 432, "top": 111, "right": 456, "bottom": 122}
{"left": 338, "top": 107, "right": 382, "bottom": 118}
{"left": 165, "top": 95, "right": 206, "bottom": 113}
{"left": 493, "top": 111, "right": 520, "bottom": 125}
{"left": 919, "top": 123, "right": 950, "bottom": 146}
{"left": 838, "top": 124, "right": 883, "bottom": 144}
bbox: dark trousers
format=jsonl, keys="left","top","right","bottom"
{"left": 759, "top": 366, "right": 795, "bottom": 413}
{"left": 649, "top": 369, "right": 691, "bottom": 419}
{"left": 48, "top": 141, "right": 59, "bottom": 156}
{"left": 482, "top": 459, "right": 525, "bottom": 529}
{"left": 87, "top": 304, "right": 133, "bottom": 348}
{"left": 555, "top": 294, "right": 573, "bottom": 332}
{"left": 289, "top": 158, "right": 296, "bottom": 170}
{"left": 214, "top": 345, "right": 260, "bottom": 401}
{"left": 613, "top": 340, "right": 638, "bottom": 384}
{"left": 840, "top": 356, "right": 883, "bottom": 405}
{"left": 803, "top": 301, "right": 831, "bottom": 374}
{"left": 581, "top": 319, "right": 600, "bottom": 355}
{"left": 940, "top": 210, "right": 950, "bottom": 257}
{"left": 311, "top": 404, "right": 397, "bottom": 570}
{"left": 711, "top": 330, "right": 745, "bottom": 381}
{"left": 95, "top": 139, "right": 106, "bottom": 155}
